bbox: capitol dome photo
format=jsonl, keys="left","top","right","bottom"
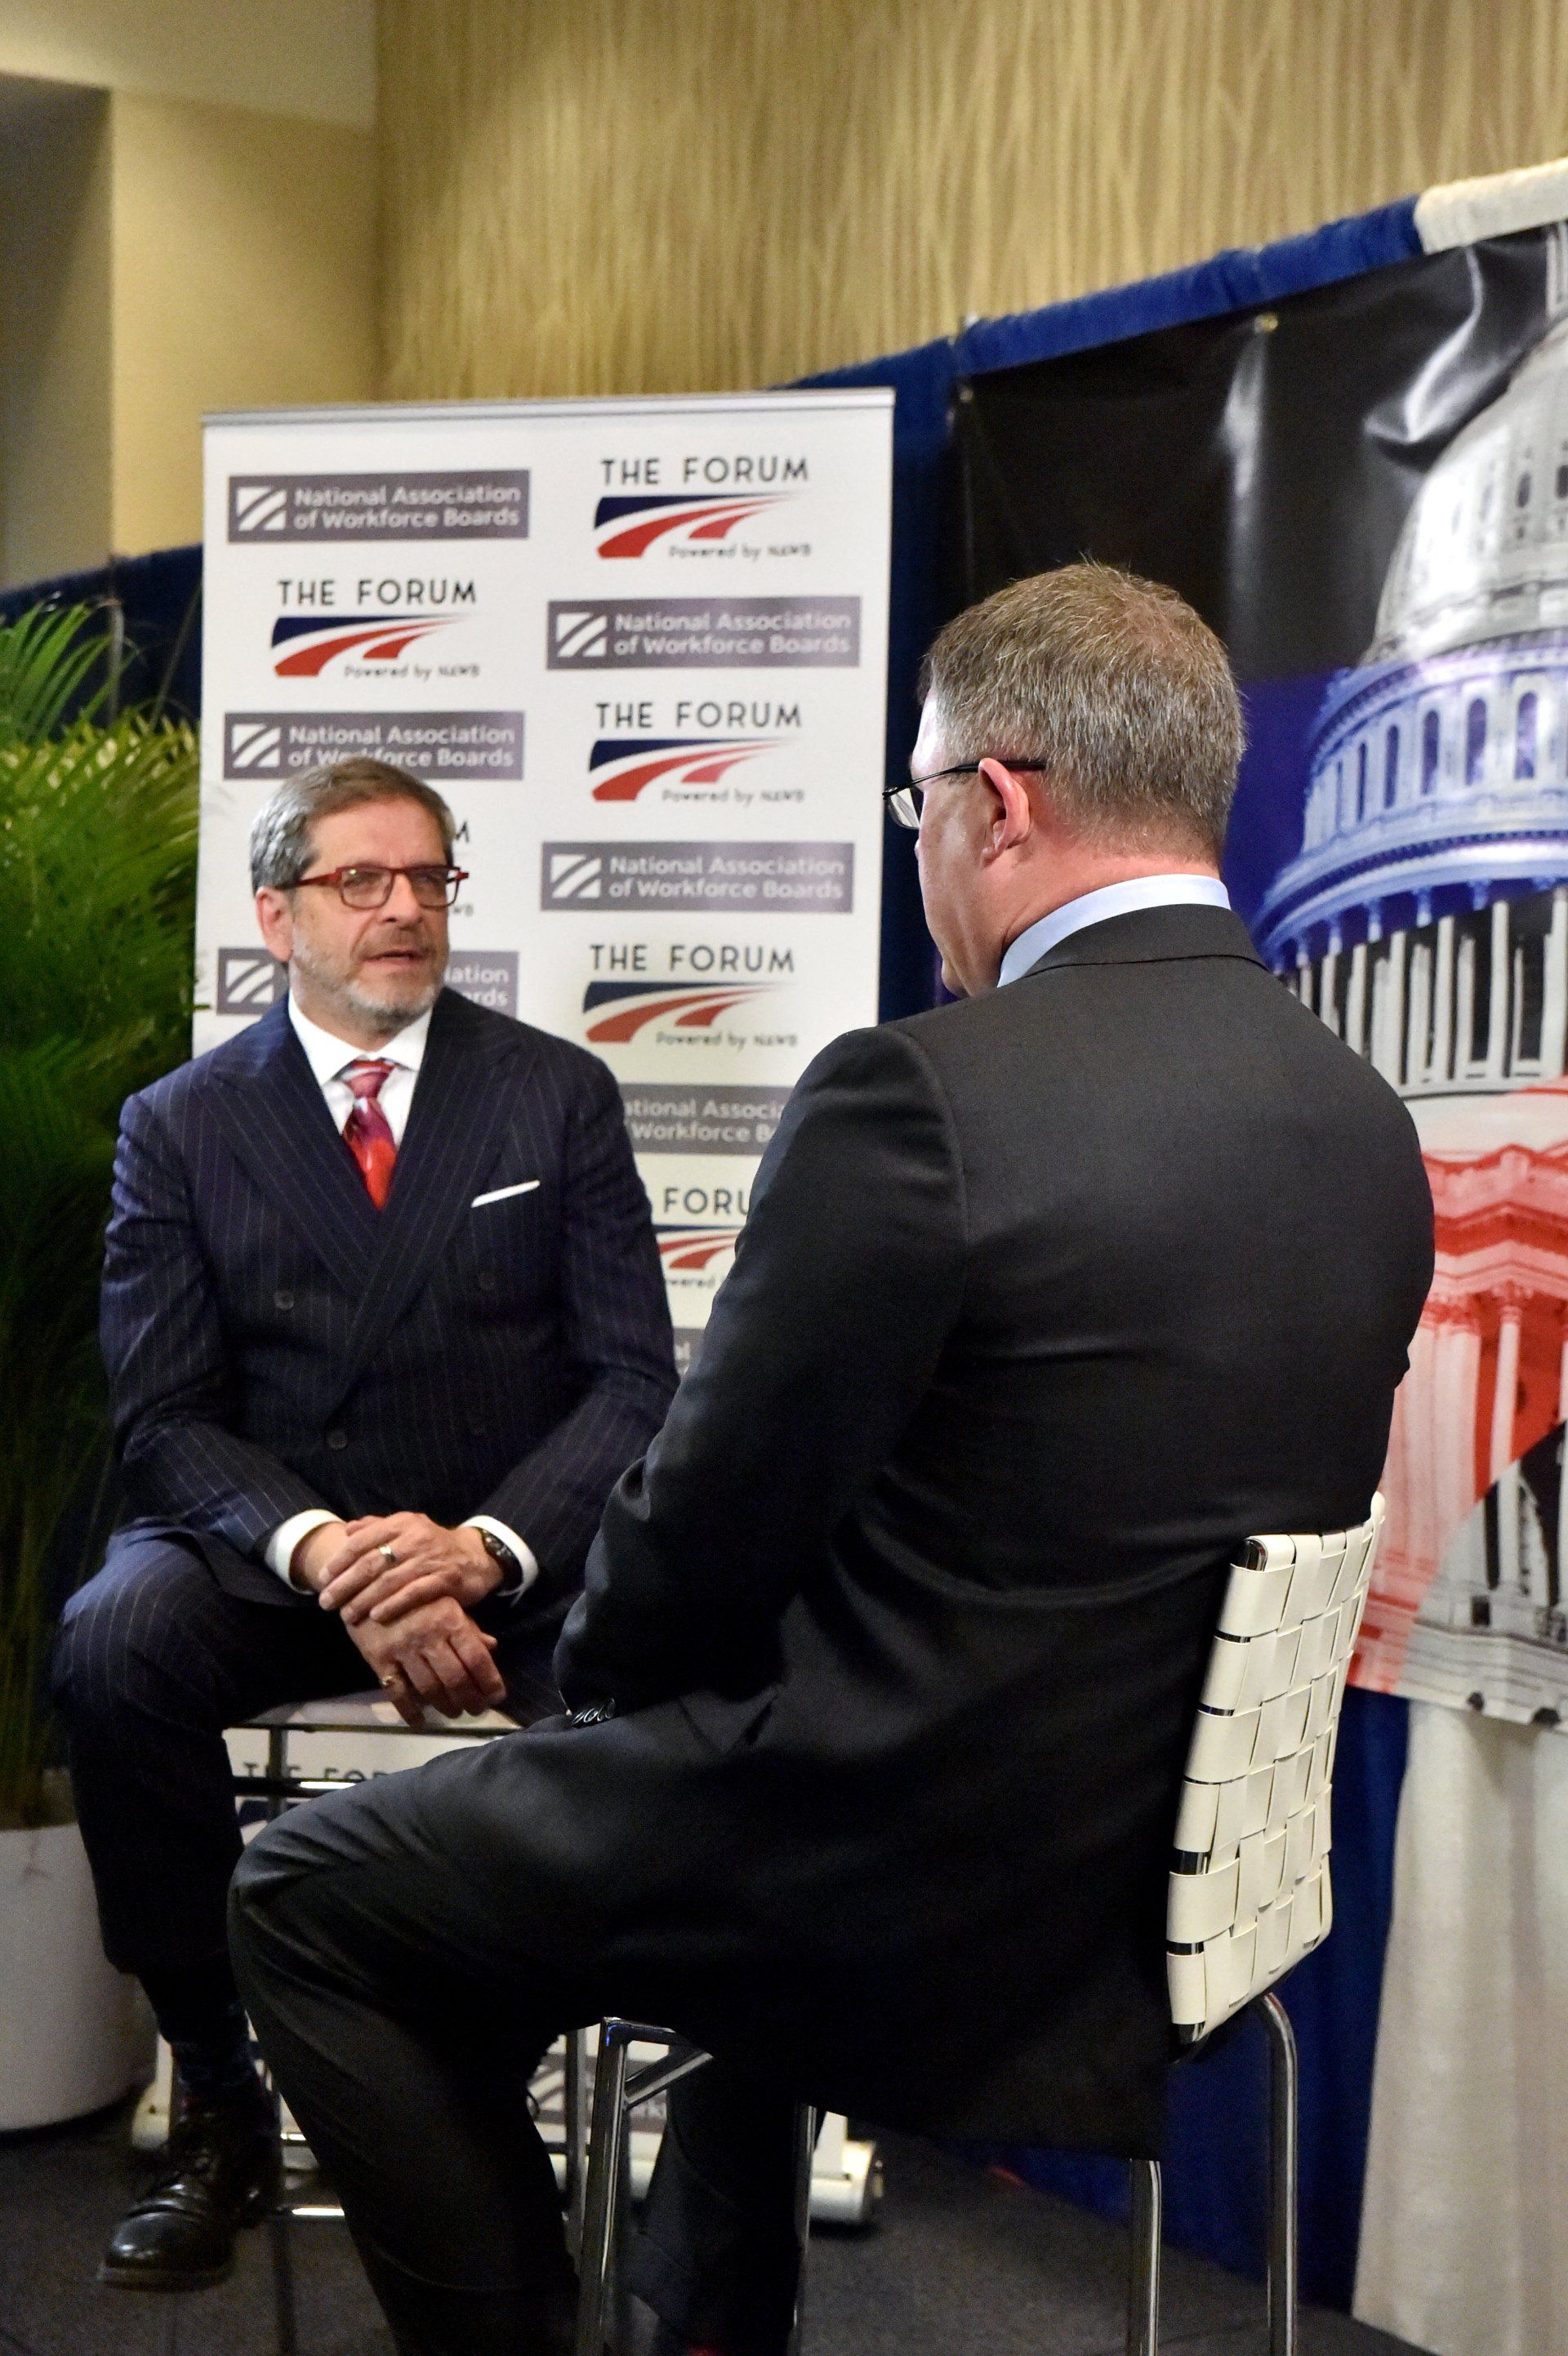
{"left": 1267, "top": 263, "right": 1568, "bottom": 1726}
{"left": 1257, "top": 301, "right": 1568, "bottom": 1100}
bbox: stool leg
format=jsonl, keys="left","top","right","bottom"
{"left": 785, "top": 2104, "right": 817, "bottom": 2356}
{"left": 613, "top": 2100, "right": 635, "bottom": 2353}
{"left": 1258, "top": 1992, "right": 1299, "bottom": 2356}
{"left": 256, "top": 1728, "right": 300, "bottom": 2356}
{"left": 564, "top": 2029, "right": 590, "bottom": 2263}
{"left": 577, "top": 2024, "right": 633, "bottom": 2356}
{"left": 268, "top": 2204, "right": 301, "bottom": 2356}
{"left": 1126, "top": 2158, "right": 1160, "bottom": 2356}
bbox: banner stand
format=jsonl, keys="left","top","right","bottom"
{"left": 199, "top": 390, "right": 893, "bottom": 1366}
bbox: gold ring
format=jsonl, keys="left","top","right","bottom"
{"left": 378, "top": 1543, "right": 397, "bottom": 1564}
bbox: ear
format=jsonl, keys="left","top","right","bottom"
{"left": 976, "top": 759, "right": 1036, "bottom": 858}
{"left": 255, "top": 887, "right": 294, "bottom": 965}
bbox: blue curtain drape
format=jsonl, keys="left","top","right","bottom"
{"left": 954, "top": 197, "right": 1420, "bottom": 375}
{"left": 795, "top": 337, "right": 959, "bottom": 1018}
{"left": 0, "top": 542, "right": 203, "bottom": 721}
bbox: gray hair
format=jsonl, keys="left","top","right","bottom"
{"left": 248, "top": 758, "right": 457, "bottom": 892}
{"left": 917, "top": 562, "right": 1245, "bottom": 856}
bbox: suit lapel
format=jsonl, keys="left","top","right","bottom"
{"left": 325, "top": 990, "right": 537, "bottom": 1413}
{"left": 204, "top": 1000, "right": 380, "bottom": 1294}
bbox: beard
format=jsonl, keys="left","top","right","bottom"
{"left": 291, "top": 933, "right": 445, "bottom": 1035}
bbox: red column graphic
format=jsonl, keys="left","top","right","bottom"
{"left": 1356, "top": 1113, "right": 1568, "bottom": 1690}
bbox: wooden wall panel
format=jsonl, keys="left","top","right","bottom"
{"left": 378, "top": 0, "right": 1568, "bottom": 401}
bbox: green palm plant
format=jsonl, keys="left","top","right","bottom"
{"left": 0, "top": 603, "right": 198, "bottom": 1828}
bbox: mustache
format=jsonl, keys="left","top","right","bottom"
{"left": 353, "top": 929, "right": 434, "bottom": 956}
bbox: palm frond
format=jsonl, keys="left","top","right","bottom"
{"left": 0, "top": 603, "right": 198, "bottom": 1825}
{"left": 0, "top": 603, "right": 114, "bottom": 745}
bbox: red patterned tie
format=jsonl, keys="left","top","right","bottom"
{"left": 343, "top": 1059, "right": 397, "bottom": 1209}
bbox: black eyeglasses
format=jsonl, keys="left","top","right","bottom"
{"left": 288, "top": 863, "right": 469, "bottom": 910}
{"left": 883, "top": 759, "right": 1048, "bottom": 831}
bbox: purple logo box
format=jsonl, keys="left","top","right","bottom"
{"left": 541, "top": 840, "right": 853, "bottom": 913}
{"left": 547, "top": 597, "right": 859, "bottom": 669}
{"left": 224, "top": 711, "right": 524, "bottom": 783}
{"left": 229, "top": 471, "right": 529, "bottom": 542}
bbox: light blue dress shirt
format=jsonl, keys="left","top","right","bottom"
{"left": 997, "top": 875, "right": 1232, "bottom": 988}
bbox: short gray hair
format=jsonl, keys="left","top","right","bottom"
{"left": 918, "top": 563, "right": 1244, "bottom": 856}
{"left": 248, "top": 758, "right": 457, "bottom": 892}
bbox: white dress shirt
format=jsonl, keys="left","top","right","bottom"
{"left": 287, "top": 995, "right": 430, "bottom": 1144}
{"left": 264, "top": 997, "right": 537, "bottom": 1599}
{"left": 997, "top": 874, "right": 1232, "bottom": 987}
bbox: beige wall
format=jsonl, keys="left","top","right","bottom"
{"left": 109, "top": 93, "right": 376, "bottom": 555}
{"left": 9, "top": 0, "right": 1568, "bottom": 575}
{"left": 0, "top": 0, "right": 376, "bottom": 581}
{"left": 0, "top": 0, "right": 373, "bottom": 129}
{"left": 378, "top": 0, "right": 1568, "bottom": 403}
{"left": 0, "top": 79, "right": 111, "bottom": 583}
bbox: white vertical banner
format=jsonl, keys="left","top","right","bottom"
{"left": 198, "top": 391, "right": 893, "bottom": 1365}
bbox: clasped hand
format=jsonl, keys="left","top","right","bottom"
{"left": 318, "top": 1512, "right": 501, "bottom": 1625}
{"left": 292, "top": 1515, "right": 506, "bottom": 1727}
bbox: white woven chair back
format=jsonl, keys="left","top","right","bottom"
{"left": 1166, "top": 1495, "right": 1384, "bottom": 2046}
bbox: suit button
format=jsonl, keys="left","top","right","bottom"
{"left": 478, "top": 1272, "right": 497, "bottom": 1294}
{"left": 327, "top": 1429, "right": 349, "bottom": 1451}
{"left": 469, "top": 1418, "right": 488, "bottom": 1438}
{"left": 274, "top": 1289, "right": 296, "bottom": 1311}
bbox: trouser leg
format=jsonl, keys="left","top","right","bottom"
{"left": 51, "top": 1535, "right": 374, "bottom": 1982}
{"left": 631, "top": 2062, "right": 807, "bottom": 2356}
{"left": 229, "top": 1757, "right": 588, "bottom": 2356}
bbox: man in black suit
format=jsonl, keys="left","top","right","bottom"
{"left": 230, "top": 568, "right": 1433, "bottom": 2356}
{"left": 53, "top": 756, "right": 675, "bottom": 2290}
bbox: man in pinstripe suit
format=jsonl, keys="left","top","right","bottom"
{"left": 53, "top": 756, "right": 676, "bottom": 2293}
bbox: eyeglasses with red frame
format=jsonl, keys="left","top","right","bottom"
{"left": 287, "top": 864, "right": 469, "bottom": 911}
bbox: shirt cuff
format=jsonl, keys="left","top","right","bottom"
{"left": 462, "top": 1516, "right": 540, "bottom": 1601}
{"left": 265, "top": 1509, "right": 341, "bottom": 1588}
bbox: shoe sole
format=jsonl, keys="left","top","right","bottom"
{"left": 97, "top": 2257, "right": 235, "bottom": 2291}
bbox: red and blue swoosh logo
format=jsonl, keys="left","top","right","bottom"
{"left": 270, "top": 614, "right": 460, "bottom": 677}
{"left": 593, "top": 493, "right": 788, "bottom": 558}
{"left": 581, "top": 978, "right": 775, "bottom": 1043}
{"left": 657, "top": 1227, "right": 739, "bottom": 1274}
{"left": 588, "top": 735, "right": 781, "bottom": 802}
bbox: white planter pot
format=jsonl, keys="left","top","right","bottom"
{"left": 0, "top": 1817, "right": 151, "bottom": 2130}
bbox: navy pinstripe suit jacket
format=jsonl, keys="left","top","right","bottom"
{"left": 100, "top": 986, "right": 677, "bottom": 1616}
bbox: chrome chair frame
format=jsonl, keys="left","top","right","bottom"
{"left": 575, "top": 2020, "right": 817, "bottom": 2356}
{"left": 1125, "top": 1986, "right": 1298, "bottom": 2356}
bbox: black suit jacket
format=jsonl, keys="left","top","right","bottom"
{"left": 546, "top": 906, "right": 1433, "bottom": 2149}
{"left": 101, "top": 986, "right": 676, "bottom": 1623}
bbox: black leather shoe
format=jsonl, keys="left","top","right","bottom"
{"left": 100, "top": 2078, "right": 282, "bottom": 2290}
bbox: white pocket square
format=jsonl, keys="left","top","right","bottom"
{"left": 471, "top": 1180, "right": 541, "bottom": 1208}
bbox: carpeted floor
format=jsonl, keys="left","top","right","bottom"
{"left": 0, "top": 2098, "right": 1428, "bottom": 2356}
